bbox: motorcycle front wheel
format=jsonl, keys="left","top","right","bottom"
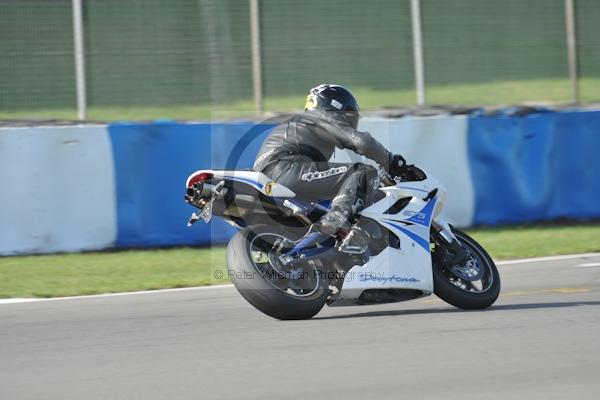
{"left": 431, "top": 228, "right": 501, "bottom": 309}
{"left": 227, "top": 224, "right": 330, "bottom": 320}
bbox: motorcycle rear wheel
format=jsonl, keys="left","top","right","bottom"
{"left": 227, "top": 224, "right": 330, "bottom": 320}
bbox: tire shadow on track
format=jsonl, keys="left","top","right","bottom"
{"left": 314, "top": 300, "right": 600, "bottom": 320}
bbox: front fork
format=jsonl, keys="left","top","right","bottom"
{"left": 432, "top": 219, "right": 458, "bottom": 244}
{"left": 432, "top": 219, "right": 469, "bottom": 266}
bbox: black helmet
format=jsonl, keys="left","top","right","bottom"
{"left": 304, "top": 84, "right": 360, "bottom": 129}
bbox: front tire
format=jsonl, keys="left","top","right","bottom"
{"left": 227, "top": 225, "right": 329, "bottom": 320}
{"left": 432, "top": 228, "right": 500, "bottom": 309}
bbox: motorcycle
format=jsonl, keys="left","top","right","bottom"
{"left": 184, "top": 165, "right": 500, "bottom": 320}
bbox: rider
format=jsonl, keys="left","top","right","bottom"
{"left": 254, "top": 84, "right": 410, "bottom": 243}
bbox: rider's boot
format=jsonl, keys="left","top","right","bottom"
{"left": 312, "top": 208, "right": 371, "bottom": 253}
{"left": 298, "top": 172, "right": 375, "bottom": 253}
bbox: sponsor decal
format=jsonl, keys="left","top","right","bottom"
{"left": 330, "top": 99, "right": 343, "bottom": 109}
{"left": 359, "top": 273, "right": 420, "bottom": 284}
{"left": 301, "top": 166, "right": 348, "bottom": 182}
{"left": 264, "top": 181, "right": 274, "bottom": 196}
{"left": 403, "top": 210, "right": 426, "bottom": 223}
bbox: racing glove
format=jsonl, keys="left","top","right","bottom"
{"left": 388, "top": 154, "right": 407, "bottom": 176}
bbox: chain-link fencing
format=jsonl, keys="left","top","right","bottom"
{"left": 1, "top": 0, "right": 599, "bottom": 120}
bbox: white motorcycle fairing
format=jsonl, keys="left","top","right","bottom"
{"left": 187, "top": 168, "right": 451, "bottom": 307}
{"left": 329, "top": 176, "right": 446, "bottom": 306}
{"left": 186, "top": 169, "right": 296, "bottom": 198}
{"left": 185, "top": 164, "right": 500, "bottom": 319}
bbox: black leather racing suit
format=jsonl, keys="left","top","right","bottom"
{"left": 254, "top": 111, "right": 394, "bottom": 230}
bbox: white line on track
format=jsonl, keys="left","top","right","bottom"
{"left": 1, "top": 252, "right": 599, "bottom": 306}
{"left": 496, "top": 252, "right": 600, "bottom": 266}
{"left": 576, "top": 262, "right": 600, "bottom": 268}
{"left": 0, "top": 284, "right": 235, "bottom": 305}
{"left": 0, "top": 298, "right": 43, "bottom": 304}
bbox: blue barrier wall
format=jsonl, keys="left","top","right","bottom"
{"left": 108, "top": 111, "right": 600, "bottom": 248}
{"left": 4, "top": 110, "right": 599, "bottom": 255}
{"left": 468, "top": 110, "right": 600, "bottom": 225}
{"left": 108, "top": 121, "right": 274, "bottom": 247}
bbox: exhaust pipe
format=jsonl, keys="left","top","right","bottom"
{"left": 185, "top": 182, "right": 227, "bottom": 205}
{"left": 185, "top": 182, "right": 213, "bottom": 203}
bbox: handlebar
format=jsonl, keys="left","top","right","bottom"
{"left": 381, "top": 174, "right": 396, "bottom": 187}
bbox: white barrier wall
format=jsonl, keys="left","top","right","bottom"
{"left": 0, "top": 126, "right": 116, "bottom": 255}
{"left": 333, "top": 116, "right": 475, "bottom": 227}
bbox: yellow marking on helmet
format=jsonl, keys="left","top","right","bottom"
{"left": 305, "top": 93, "right": 317, "bottom": 110}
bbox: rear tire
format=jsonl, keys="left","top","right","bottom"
{"left": 432, "top": 228, "right": 500, "bottom": 310}
{"left": 227, "top": 225, "right": 329, "bottom": 320}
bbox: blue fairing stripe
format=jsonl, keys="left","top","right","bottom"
{"left": 400, "top": 186, "right": 429, "bottom": 193}
{"left": 383, "top": 221, "right": 430, "bottom": 252}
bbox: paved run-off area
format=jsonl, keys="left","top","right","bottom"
{"left": 1, "top": 254, "right": 599, "bottom": 400}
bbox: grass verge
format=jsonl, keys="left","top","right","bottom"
{"left": 465, "top": 224, "right": 600, "bottom": 260}
{"left": 2, "top": 78, "right": 599, "bottom": 121}
{"left": 0, "top": 247, "right": 228, "bottom": 298}
{"left": 1, "top": 224, "right": 599, "bottom": 298}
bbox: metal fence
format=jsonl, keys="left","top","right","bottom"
{"left": 1, "top": 0, "right": 599, "bottom": 121}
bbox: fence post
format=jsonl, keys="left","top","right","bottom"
{"left": 410, "top": 0, "right": 426, "bottom": 106}
{"left": 72, "top": 0, "right": 87, "bottom": 120}
{"left": 250, "top": 0, "right": 263, "bottom": 116}
{"left": 565, "top": 0, "right": 579, "bottom": 104}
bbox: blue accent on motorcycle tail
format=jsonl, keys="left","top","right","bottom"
{"left": 317, "top": 199, "right": 332, "bottom": 209}
{"left": 222, "top": 176, "right": 264, "bottom": 189}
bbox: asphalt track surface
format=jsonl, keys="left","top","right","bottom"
{"left": 1, "top": 254, "right": 599, "bottom": 400}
